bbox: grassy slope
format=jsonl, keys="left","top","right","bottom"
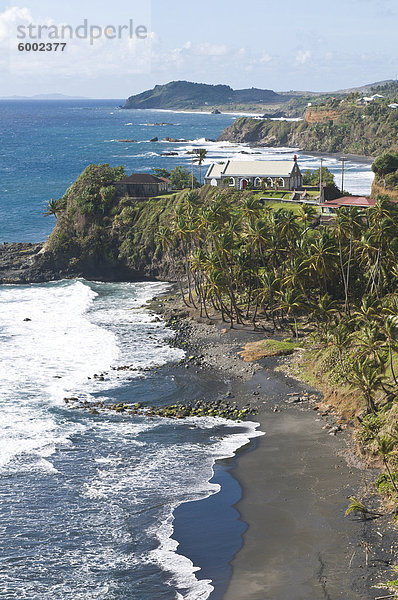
{"left": 286, "top": 342, "right": 398, "bottom": 468}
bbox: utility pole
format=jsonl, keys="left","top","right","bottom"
{"left": 319, "top": 158, "right": 323, "bottom": 203}
{"left": 191, "top": 155, "right": 194, "bottom": 190}
{"left": 340, "top": 157, "right": 346, "bottom": 194}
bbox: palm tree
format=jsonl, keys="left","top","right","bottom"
{"left": 349, "top": 359, "right": 385, "bottom": 413}
{"left": 330, "top": 321, "right": 351, "bottom": 368}
{"left": 382, "top": 317, "right": 398, "bottom": 385}
{"left": 313, "top": 293, "right": 340, "bottom": 341}
{"left": 355, "top": 324, "right": 386, "bottom": 370}
{"left": 376, "top": 435, "right": 398, "bottom": 493}
{"left": 297, "top": 204, "right": 317, "bottom": 229}
{"left": 305, "top": 231, "right": 338, "bottom": 295}
{"left": 194, "top": 148, "right": 207, "bottom": 186}
{"left": 354, "top": 296, "right": 382, "bottom": 325}
{"left": 43, "top": 198, "right": 65, "bottom": 217}
{"left": 185, "top": 189, "right": 200, "bottom": 206}
{"left": 273, "top": 208, "right": 300, "bottom": 249}
{"left": 282, "top": 257, "right": 309, "bottom": 297}
{"left": 334, "top": 207, "right": 364, "bottom": 316}
{"left": 276, "top": 288, "right": 305, "bottom": 339}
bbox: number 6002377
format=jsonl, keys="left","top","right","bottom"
{"left": 18, "top": 42, "right": 67, "bottom": 51}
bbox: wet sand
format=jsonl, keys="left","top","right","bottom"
{"left": 225, "top": 400, "right": 375, "bottom": 599}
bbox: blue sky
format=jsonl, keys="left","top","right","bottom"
{"left": 0, "top": 0, "right": 397, "bottom": 97}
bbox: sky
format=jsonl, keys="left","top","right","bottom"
{"left": 0, "top": 0, "right": 397, "bottom": 98}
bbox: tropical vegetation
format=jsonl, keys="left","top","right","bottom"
{"left": 44, "top": 162, "right": 398, "bottom": 516}
{"left": 152, "top": 165, "right": 199, "bottom": 189}
{"left": 219, "top": 94, "right": 398, "bottom": 156}
{"left": 156, "top": 185, "right": 398, "bottom": 514}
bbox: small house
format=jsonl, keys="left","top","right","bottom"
{"left": 204, "top": 159, "right": 303, "bottom": 191}
{"left": 320, "top": 196, "right": 376, "bottom": 223}
{"left": 115, "top": 173, "right": 172, "bottom": 198}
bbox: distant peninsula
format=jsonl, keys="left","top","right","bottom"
{"left": 0, "top": 93, "right": 90, "bottom": 100}
{"left": 123, "top": 80, "right": 287, "bottom": 111}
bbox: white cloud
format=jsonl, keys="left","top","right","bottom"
{"left": 0, "top": 6, "right": 32, "bottom": 42}
{"left": 0, "top": 6, "right": 151, "bottom": 77}
{"left": 193, "top": 42, "right": 228, "bottom": 56}
{"left": 295, "top": 50, "right": 311, "bottom": 65}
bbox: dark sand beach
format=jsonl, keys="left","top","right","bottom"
{"left": 155, "top": 294, "right": 397, "bottom": 600}
{"left": 225, "top": 392, "right": 385, "bottom": 600}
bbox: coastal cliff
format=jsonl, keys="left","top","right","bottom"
{"left": 218, "top": 97, "right": 398, "bottom": 156}
{"left": 0, "top": 165, "right": 235, "bottom": 284}
{"left": 372, "top": 181, "right": 398, "bottom": 201}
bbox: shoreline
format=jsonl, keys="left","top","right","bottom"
{"left": 219, "top": 139, "right": 376, "bottom": 164}
{"left": 298, "top": 149, "right": 375, "bottom": 164}
{"left": 153, "top": 290, "right": 396, "bottom": 600}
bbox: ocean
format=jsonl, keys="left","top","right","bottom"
{"left": 0, "top": 99, "right": 374, "bottom": 243}
{"left": 0, "top": 100, "right": 373, "bottom": 599}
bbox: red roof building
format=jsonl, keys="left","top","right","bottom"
{"left": 319, "top": 196, "right": 377, "bottom": 224}
{"left": 319, "top": 196, "right": 376, "bottom": 215}
{"left": 320, "top": 196, "right": 376, "bottom": 211}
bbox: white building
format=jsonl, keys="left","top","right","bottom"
{"left": 204, "top": 159, "right": 303, "bottom": 190}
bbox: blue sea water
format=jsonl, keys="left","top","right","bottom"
{"left": 0, "top": 99, "right": 373, "bottom": 243}
{"left": 0, "top": 100, "right": 238, "bottom": 242}
{"left": 0, "top": 279, "right": 261, "bottom": 599}
{"left": 0, "top": 100, "right": 373, "bottom": 599}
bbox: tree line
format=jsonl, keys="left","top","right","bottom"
{"left": 158, "top": 189, "right": 398, "bottom": 415}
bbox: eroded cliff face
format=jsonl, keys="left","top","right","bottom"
{"left": 371, "top": 181, "right": 398, "bottom": 202}
{"left": 217, "top": 117, "right": 307, "bottom": 147}
{"left": 304, "top": 108, "right": 340, "bottom": 124}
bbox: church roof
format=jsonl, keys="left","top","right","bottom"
{"left": 205, "top": 163, "right": 225, "bottom": 179}
{"left": 223, "top": 160, "right": 297, "bottom": 177}
{"left": 205, "top": 160, "right": 298, "bottom": 179}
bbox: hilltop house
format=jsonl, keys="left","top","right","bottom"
{"left": 357, "top": 94, "right": 385, "bottom": 106}
{"left": 204, "top": 159, "right": 303, "bottom": 191}
{"left": 114, "top": 173, "right": 171, "bottom": 198}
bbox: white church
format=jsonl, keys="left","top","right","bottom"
{"left": 204, "top": 158, "right": 303, "bottom": 191}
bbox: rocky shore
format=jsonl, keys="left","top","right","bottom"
{"left": 0, "top": 242, "right": 69, "bottom": 284}
{"left": 0, "top": 241, "right": 146, "bottom": 284}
